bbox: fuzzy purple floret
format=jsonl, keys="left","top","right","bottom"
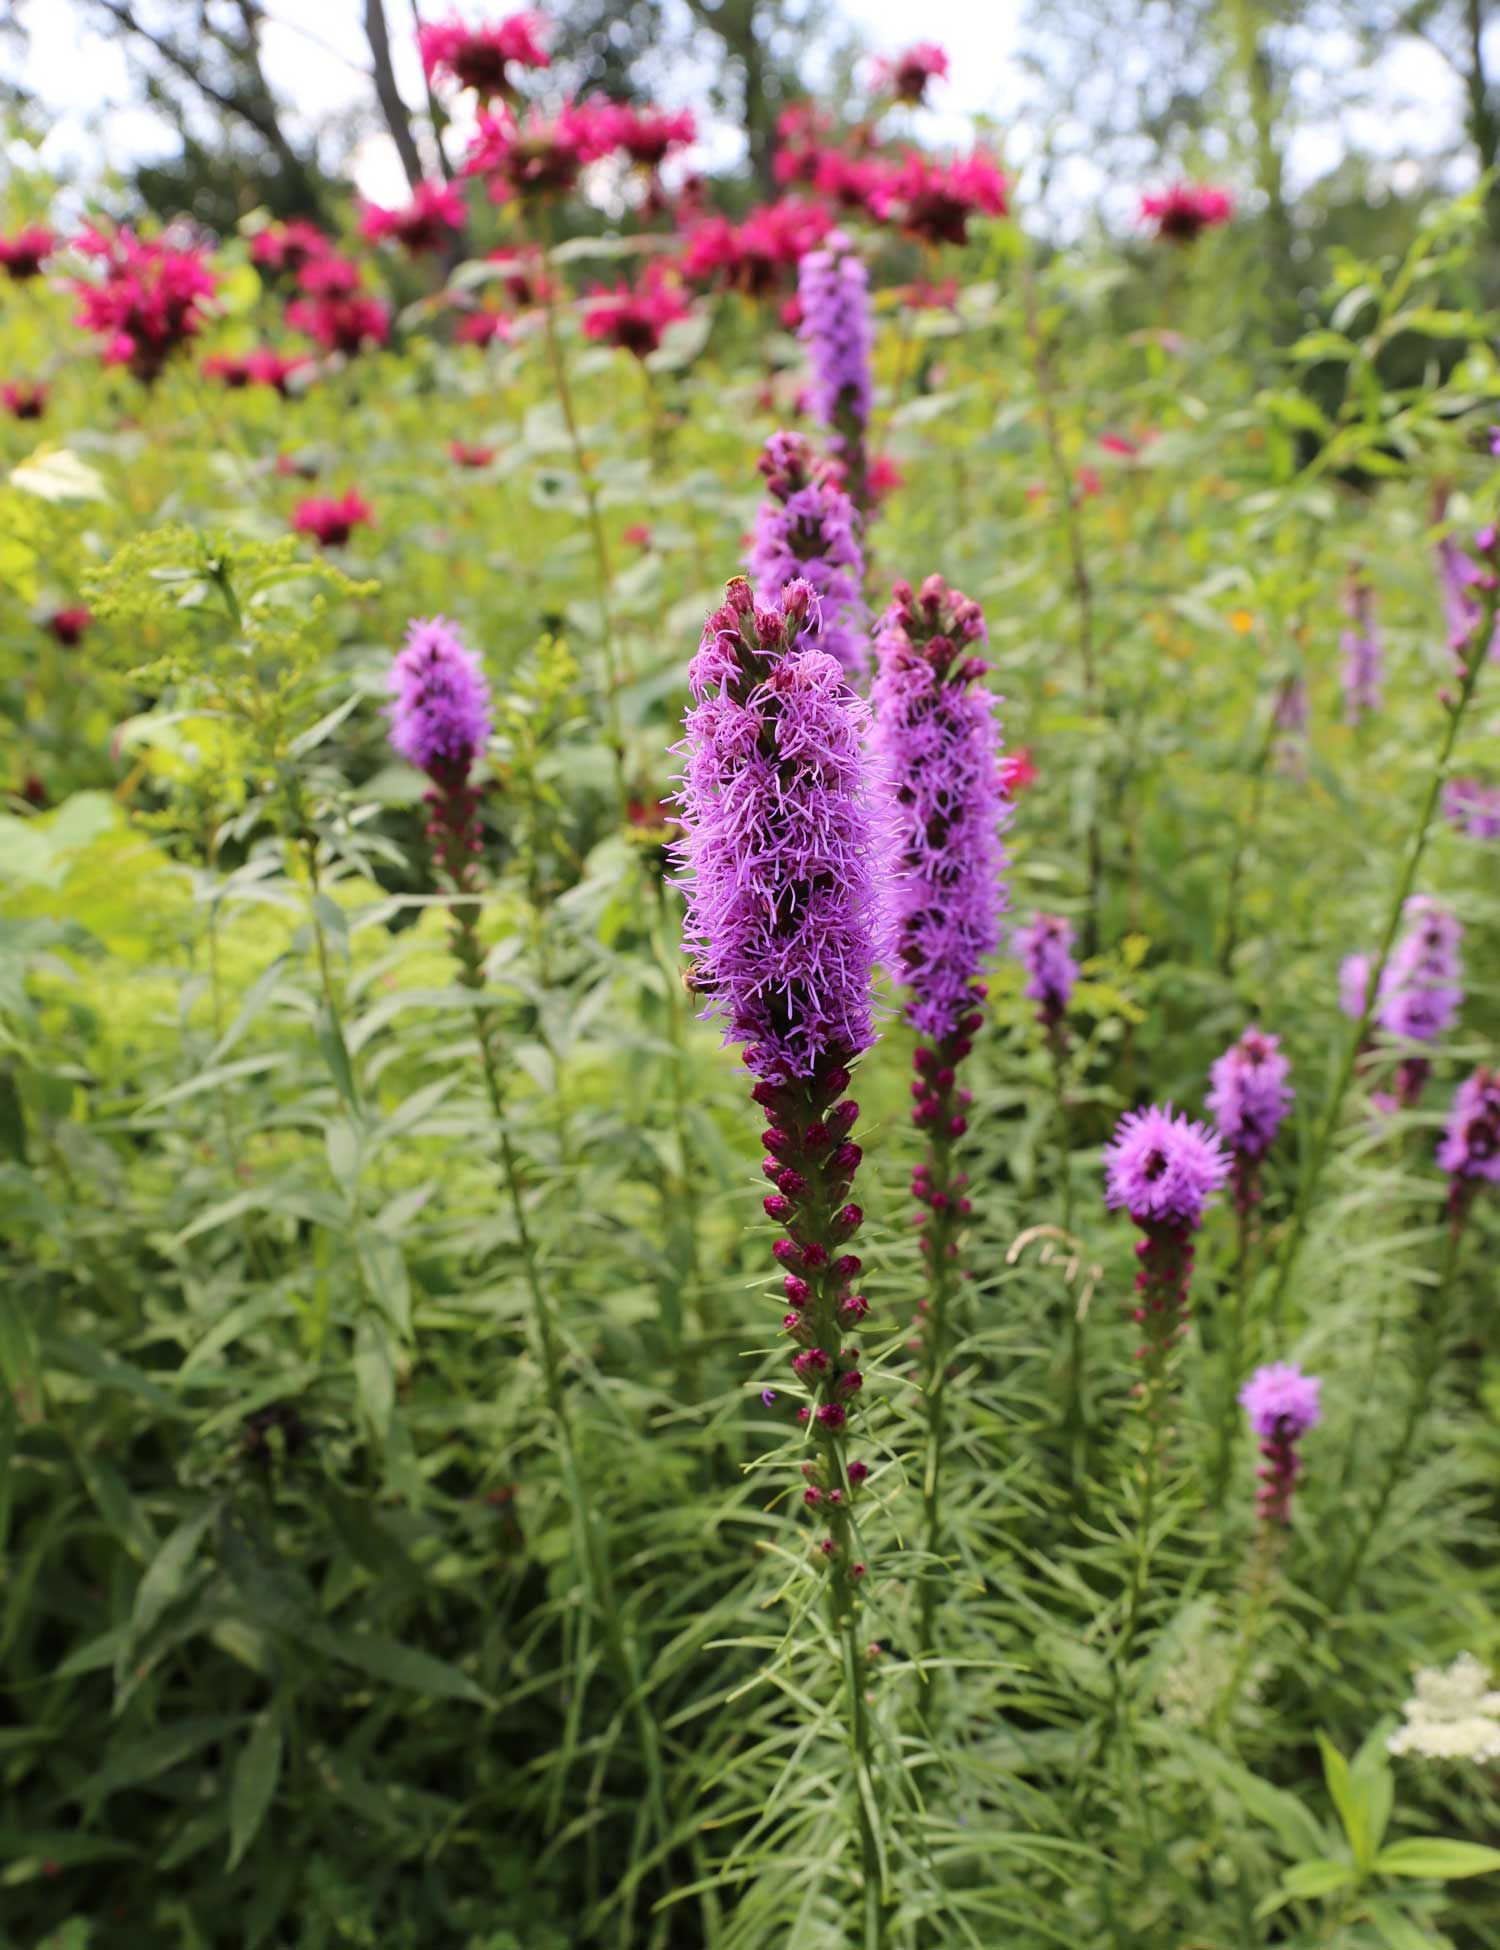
{"left": 797, "top": 232, "right": 873, "bottom": 455}
{"left": 1207, "top": 1025, "right": 1293, "bottom": 1160}
{"left": 388, "top": 616, "right": 492, "bottom": 775}
{"left": 1443, "top": 777, "right": 1500, "bottom": 840}
{"left": 1238, "top": 1361, "right": 1321, "bottom": 1438}
{"left": 1378, "top": 897, "right": 1464, "bottom": 1045}
{"left": 1341, "top": 577, "right": 1382, "bottom": 725}
{"left": 674, "top": 577, "right": 879, "bottom": 1082}
{"left": 1103, "top": 1103, "right": 1230, "bottom": 1228}
{"left": 1436, "top": 533, "right": 1500, "bottom": 664}
{"left": 746, "top": 430, "right": 867, "bottom": 679}
{"left": 1015, "top": 912, "right": 1077, "bottom": 1019}
{"left": 1437, "top": 1067, "right": 1500, "bottom": 1183}
{"left": 869, "top": 577, "right": 1009, "bottom": 1040}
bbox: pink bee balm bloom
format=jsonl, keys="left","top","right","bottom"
{"left": 450, "top": 439, "right": 496, "bottom": 467}
{"left": 580, "top": 264, "right": 691, "bottom": 358}
{"left": 2, "top": 380, "right": 47, "bottom": 419}
{"left": 1140, "top": 184, "right": 1234, "bottom": 242}
{"left": 998, "top": 747, "right": 1036, "bottom": 793}
{"left": 360, "top": 180, "right": 467, "bottom": 254}
{"left": 874, "top": 41, "right": 949, "bottom": 105}
{"left": 71, "top": 224, "right": 218, "bottom": 383}
{"left": 869, "top": 150, "right": 1008, "bottom": 247}
{"left": 248, "top": 220, "right": 331, "bottom": 277}
{"left": 680, "top": 198, "right": 833, "bottom": 299}
{"left": 0, "top": 225, "right": 55, "bottom": 279}
{"left": 600, "top": 103, "right": 697, "bottom": 168}
{"left": 292, "top": 490, "right": 373, "bottom": 547}
{"left": 285, "top": 294, "right": 391, "bottom": 357}
{"left": 47, "top": 607, "right": 92, "bottom": 647}
{"left": 417, "top": 10, "right": 549, "bottom": 95}
{"left": 463, "top": 100, "right": 618, "bottom": 202}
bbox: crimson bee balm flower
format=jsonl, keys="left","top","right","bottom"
{"left": 870, "top": 151, "right": 1008, "bottom": 247}
{"left": 463, "top": 101, "right": 618, "bottom": 203}
{"left": 47, "top": 607, "right": 93, "bottom": 647}
{"left": 418, "top": 9, "right": 549, "bottom": 97}
{"left": 292, "top": 490, "right": 373, "bottom": 548}
{"left": 0, "top": 226, "right": 55, "bottom": 279}
{"left": 361, "top": 180, "right": 468, "bottom": 255}
{"left": 674, "top": 576, "right": 881, "bottom": 1588}
{"left": 71, "top": 225, "right": 218, "bottom": 382}
{"left": 2, "top": 381, "right": 47, "bottom": 420}
{"left": 580, "top": 265, "right": 690, "bottom": 358}
{"left": 874, "top": 41, "right": 949, "bottom": 106}
{"left": 1140, "top": 183, "right": 1234, "bottom": 243}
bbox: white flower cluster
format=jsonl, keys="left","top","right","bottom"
{"left": 1389, "top": 1653, "right": 1500, "bottom": 1764}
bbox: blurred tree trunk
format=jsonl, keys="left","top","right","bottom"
{"left": 363, "top": 0, "right": 430, "bottom": 188}
{"left": 1460, "top": 0, "right": 1500, "bottom": 293}
{"left": 683, "top": 0, "right": 780, "bottom": 194}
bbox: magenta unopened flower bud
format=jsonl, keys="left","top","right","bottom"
{"left": 914, "top": 1048, "right": 936, "bottom": 1073}
{"left": 762, "top": 1126, "right": 794, "bottom": 1156}
{"left": 847, "top": 1459, "right": 870, "bottom": 1485}
{"left": 831, "top": 1141, "right": 862, "bottom": 1174}
{"left": 804, "top": 1122, "right": 831, "bottom": 1150}
{"left": 816, "top": 1402, "right": 847, "bottom": 1430}
{"left": 833, "top": 1255, "right": 860, "bottom": 1280}
{"left": 829, "top": 1099, "right": 859, "bottom": 1133}
{"left": 837, "top": 1369, "right": 863, "bottom": 1395}
{"left": 772, "top": 1238, "right": 801, "bottom": 1267}
{"left": 761, "top": 1157, "right": 782, "bottom": 1183}
{"left": 784, "top": 1274, "right": 811, "bottom": 1306}
{"left": 801, "top": 1243, "right": 829, "bottom": 1269}
{"left": 792, "top": 1347, "right": 829, "bottom": 1378}
{"left": 947, "top": 1114, "right": 967, "bottom": 1137}
{"left": 835, "top": 1203, "right": 863, "bottom": 1234}
{"left": 839, "top": 1294, "right": 869, "bottom": 1324}
{"left": 804, "top": 1485, "right": 822, "bottom": 1506}
{"left": 763, "top": 1193, "right": 792, "bottom": 1221}
{"left": 777, "top": 1167, "right": 807, "bottom": 1196}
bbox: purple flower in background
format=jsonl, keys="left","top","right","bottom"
{"left": 1340, "top": 953, "right": 1372, "bottom": 1021}
{"left": 798, "top": 232, "right": 873, "bottom": 511}
{"left": 1379, "top": 897, "right": 1463, "bottom": 1047}
{"left": 1208, "top": 1027, "right": 1293, "bottom": 1160}
{"left": 870, "top": 574, "right": 1009, "bottom": 1044}
{"left": 1239, "top": 1361, "right": 1321, "bottom": 1523}
{"left": 1436, "top": 531, "right": 1500, "bottom": 665}
{"left": 674, "top": 575, "right": 878, "bottom": 1083}
{"left": 1272, "top": 674, "right": 1308, "bottom": 776}
{"left": 1443, "top": 777, "right": 1500, "bottom": 840}
{"left": 1340, "top": 572, "right": 1382, "bottom": 725}
{"left": 1016, "top": 912, "right": 1077, "bottom": 1033}
{"left": 746, "top": 431, "right": 867, "bottom": 680}
{"left": 1104, "top": 1104, "right": 1230, "bottom": 1228}
{"left": 388, "top": 616, "right": 492, "bottom": 779}
{"left": 1438, "top": 1067, "right": 1500, "bottom": 1231}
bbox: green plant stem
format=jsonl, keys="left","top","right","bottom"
{"left": 917, "top": 1133, "right": 957, "bottom": 1689}
{"left": 1049, "top": 1029, "right": 1090, "bottom": 1484}
{"left": 1217, "top": 700, "right": 1278, "bottom": 977}
{"left": 1327, "top": 1219, "right": 1463, "bottom": 1611}
{"left": 1210, "top": 1520, "right": 1280, "bottom": 1740}
{"left": 533, "top": 233, "right": 628, "bottom": 801}
{"left": 1209, "top": 1201, "right": 1253, "bottom": 1510}
{"left": 834, "top": 1593, "right": 885, "bottom": 1950}
{"left": 1265, "top": 609, "right": 1494, "bottom": 1333}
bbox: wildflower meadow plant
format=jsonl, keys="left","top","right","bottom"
{"left": 1389, "top": 1655, "right": 1500, "bottom": 1764}
{"left": 868, "top": 571, "right": 1007, "bottom": 1670}
{"left": 746, "top": 430, "right": 867, "bottom": 678}
{"left": 797, "top": 231, "right": 874, "bottom": 510}
{"left": 673, "top": 572, "right": 885, "bottom": 1920}
{"left": 1239, "top": 1362, "right": 1321, "bottom": 1526}
{"left": 1341, "top": 570, "right": 1383, "bottom": 725}
{"left": 1438, "top": 1066, "right": 1500, "bottom": 1231}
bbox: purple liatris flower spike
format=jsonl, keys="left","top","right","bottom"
{"left": 1443, "top": 777, "right": 1500, "bottom": 840}
{"left": 746, "top": 431, "right": 867, "bottom": 680}
{"left": 388, "top": 615, "right": 493, "bottom": 780}
{"left": 1436, "top": 532, "right": 1500, "bottom": 666}
{"left": 388, "top": 618, "right": 493, "bottom": 965}
{"left": 1239, "top": 1361, "right": 1321, "bottom": 1524}
{"left": 1438, "top": 1066, "right": 1500, "bottom": 1231}
{"left": 1207, "top": 1026, "right": 1293, "bottom": 1213}
{"left": 1340, "top": 572, "right": 1382, "bottom": 725}
{"left": 1015, "top": 913, "right": 1077, "bottom": 1036}
{"left": 1272, "top": 674, "right": 1308, "bottom": 777}
{"left": 675, "top": 576, "right": 878, "bottom": 1081}
{"left": 870, "top": 574, "right": 1009, "bottom": 1045}
{"left": 1104, "top": 1105, "right": 1229, "bottom": 1403}
{"left": 1342, "top": 899, "right": 1464, "bottom": 1110}
{"left": 674, "top": 575, "right": 880, "bottom": 1593}
{"left": 797, "top": 231, "right": 873, "bottom": 512}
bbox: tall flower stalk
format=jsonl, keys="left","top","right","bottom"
{"left": 673, "top": 574, "right": 886, "bottom": 1937}
{"left": 798, "top": 232, "right": 874, "bottom": 515}
{"left": 747, "top": 430, "right": 867, "bottom": 680}
{"left": 1103, "top": 1105, "right": 1229, "bottom": 1661}
{"left": 1205, "top": 1027, "right": 1294, "bottom": 1506}
{"left": 388, "top": 617, "right": 666, "bottom": 1853}
{"left": 1266, "top": 527, "right": 1500, "bottom": 1329}
{"left": 868, "top": 574, "right": 1007, "bottom": 1682}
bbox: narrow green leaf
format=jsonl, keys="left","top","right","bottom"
{"left": 1283, "top": 1858, "right": 1360, "bottom": 1897}
{"left": 1319, "top": 1733, "right": 1369, "bottom": 1867}
{"left": 131, "top": 1504, "right": 217, "bottom": 1646}
{"left": 228, "top": 1713, "right": 283, "bottom": 1870}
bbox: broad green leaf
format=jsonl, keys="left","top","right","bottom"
{"left": 1283, "top": 1858, "right": 1360, "bottom": 1897}
{"left": 1376, "top": 1838, "right": 1500, "bottom": 1880}
{"left": 1319, "top": 1733, "right": 1369, "bottom": 1867}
